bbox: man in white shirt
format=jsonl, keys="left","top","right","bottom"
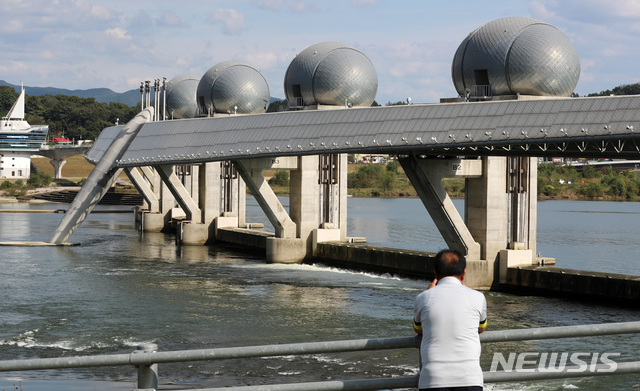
{"left": 413, "top": 249, "right": 487, "bottom": 391}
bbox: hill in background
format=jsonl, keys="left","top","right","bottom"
{"left": 0, "top": 80, "right": 283, "bottom": 107}
{"left": 0, "top": 80, "right": 141, "bottom": 106}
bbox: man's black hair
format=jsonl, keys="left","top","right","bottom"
{"left": 434, "top": 249, "right": 466, "bottom": 278}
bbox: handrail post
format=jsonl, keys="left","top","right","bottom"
{"left": 134, "top": 343, "right": 158, "bottom": 391}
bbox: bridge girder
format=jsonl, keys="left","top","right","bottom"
{"left": 86, "top": 95, "right": 640, "bottom": 167}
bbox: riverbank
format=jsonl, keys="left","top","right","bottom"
{"left": 1, "top": 185, "right": 637, "bottom": 204}
{"left": 19, "top": 157, "right": 640, "bottom": 201}
{"left": 0, "top": 186, "right": 76, "bottom": 203}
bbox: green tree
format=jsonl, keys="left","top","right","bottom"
{"left": 348, "top": 164, "right": 396, "bottom": 191}
{"left": 268, "top": 170, "right": 289, "bottom": 186}
{"left": 581, "top": 165, "right": 600, "bottom": 179}
{"left": 542, "top": 185, "right": 558, "bottom": 197}
{"left": 0, "top": 86, "right": 19, "bottom": 117}
{"left": 578, "top": 183, "right": 603, "bottom": 198}
{"left": 538, "top": 163, "right": 556, "bottom": 178}
{"left": 607, "top": 177, "right": 628, "bottom": 197}
{"left": 386, "top": 161, "right": 400, "bottom": 174}
{"left": 27, "top": 171, "right": 53, "bottom": 188}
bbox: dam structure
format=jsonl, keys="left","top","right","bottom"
{"left": 49, "top": 19, "right": 640, "bottom": 293}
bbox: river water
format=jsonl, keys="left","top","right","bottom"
{"left": 0, "top": 198, "right": 639, "bottom": 390}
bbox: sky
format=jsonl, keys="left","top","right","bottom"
{"left": 2, "top": 0, "right": 640, "bottom": 104}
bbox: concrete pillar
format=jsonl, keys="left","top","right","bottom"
{"left": 399, "top": 156, "right": 482, "bottom": 260}
{"left": 466, "top": 156, "right": 538, "bottom": 263}
{"left": 139, "top": 166, "right": 174, "bottom": 232}
{"left": 232, "top": 158, "right": 296, "bottom": 238}
{"left": 337, "top": 153, "right": 348, "bottom": 241}
{"left": 199, "top": 162, "right": 222, "bottom": 226}
{"left": 513, "top": 157, "right": 537, "bottom": 256}
{"left": 237, "top": 175, "right": 247, "bottom": 227}
{"left": 125, "top": 166, "right": 158, "bottom": 211}
{"left": 528, "top": 157, "right": 538, "bottom": 256}
{"left": 466, "top": 156, "right": 508, "bottom": 261}
{"left": 178, "top": 221, "right": 209, "bottom": 245}
{"left": 310, "top": 154, "right": 348, "bottom": 252}
{"left": 221, "top": 161, "right": 236, "bottom": 216}
{"left": 290, "top": 155, "right": 320, "bottom": 248}
{"left": 156, "top": 164, "right": 201, "bottom": 223}
{"left": 49, "top": 158, "right": 66, "bottom": 179}
{"left": 158, "top": 176, "right": 175, "bottom": 231}
{"left": 190, "top": 164, "right": 199, "bottom": 205}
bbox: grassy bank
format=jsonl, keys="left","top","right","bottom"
{"left": 31, "top": 155, "right": 94, "bottom": 181}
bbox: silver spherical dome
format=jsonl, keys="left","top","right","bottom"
{"left": 452, "top": 17, "right": 580, "bottom": 97}
{"left": 197, "top": 61, "right": 270, "bottom": 115}
{"left": 165, "top": 74, "right": 200, "bottom": 119}
{"left": 284, "top": 42, "right": 378, "bottom": 107}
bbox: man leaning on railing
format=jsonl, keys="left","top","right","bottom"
{"left": 413, "top": 249, "right": 488, "bottom": 391}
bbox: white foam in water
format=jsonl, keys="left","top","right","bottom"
{"left": 115, "top": 336, "right": 157, "bottom": 348}
{"left": 314, "top": 355, "right": 349, "bottom": 365}
{"left": 231, "top": 261, "right": 403, "bottom": 281}
{"left": 0, "top": 329, "right": 138, "bottom": 352}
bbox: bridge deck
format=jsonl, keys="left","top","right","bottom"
{"left": 87, "top": 95, "right": 640, "bottom": 167}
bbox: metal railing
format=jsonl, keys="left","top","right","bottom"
{"left": 471, "top": 84, "right": 493, "bottom": 99}
{"left": 1, "top": 321, "right": 639, "bottom": 390}
{"left": 288, "top": 97, "right": 304, "bottom": 108}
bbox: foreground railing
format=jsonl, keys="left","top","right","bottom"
{"left": 1, "top": 321, "right": 640, "bottom": 390}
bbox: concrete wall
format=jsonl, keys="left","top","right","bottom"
{"left": 503, "top": 266, "right": 640, "bottom": 301}
{"left": 314, "top": 242, "right": 496, "bottom": 289}
{"left": 215, "top": 227, "right": 271, "bottom": 250}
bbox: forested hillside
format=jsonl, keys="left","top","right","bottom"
{"left": 0, "top": 86, "right": 138, "bottom": 141}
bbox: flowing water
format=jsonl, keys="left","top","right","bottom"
{"left": 0, "top": 198, "right": 639, "bottom": 390}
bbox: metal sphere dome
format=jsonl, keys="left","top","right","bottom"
{"left": 197, "top": 61, "right": 270, "bottom": 115}
{"left": 284, "top": 42, "right": 378, "bottom": 107}
{"left": 452, "top": 17, "right": 580, "bottom": 97}
{"left": 165, "top": 74, "right": 200, "bottom": 119}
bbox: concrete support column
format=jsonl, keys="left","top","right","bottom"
{"left": 156, "top": 165, "right": 201, "bottom": 223}
{"left": 49, "top": 158, "right": 66, "bottom": 179}
{"left": 237, "top": 175, "right": 246, "bottom": 227}
{"left": 337, "top": 153, "right": 348, "bottom": 240}
{"left": 528, "top": 157, "right": 538, "bottom": 256}
{"left": 290, "top": 155, "right": 320, "bottom": 247}
{"left": 125, "top": 166, "right": 158, "bottom": 211}
{"left": 233, "top": 158, "right": 296, "bottom": 238}
{"left": 177, "top": 162, "right": 224, "bottom": 245}
{"left": 199, "top": 162, "right": 222, "bottom": 226}
{"left": 399, "top": 156, "right": 481, "bottom": 260}
{"left": 193, "top": 162, "right": 222, "bottom": 243}
{"left": 137, "top": 166, "right": 173, "bottom": 232}
{"left": 158, "top": 177, "right": 175, "bottom": 230}
{"left": 148, "top": 166, "right": 162, "bottom": 211}
{"left": 142, "top": 167, "right": 160, "bottom": 212}
{"left": 221, "top": 161, "right": 236, "bottom": 216}
{"left": 190, "top": 164, "right": 199, "bottom": 205}
{"left": 310, "top": 154, "right": 348, "bottom": 253}
{"left": 466, "top": 156, "right": 508, "bottom": 261}
{"left": 507, "top": 156, "right": 537, "bottom": 256}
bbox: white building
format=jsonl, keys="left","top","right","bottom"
{"left": 0, "top": 86, "right": 49, "bottom": 179}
